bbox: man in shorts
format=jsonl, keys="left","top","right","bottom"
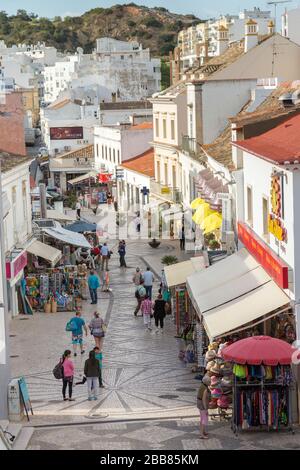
{"left": 70, "top": 311, "right": 88, "bottom": 357}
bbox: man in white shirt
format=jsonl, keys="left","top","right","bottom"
{"left": 143, "top": 267, "right": 155, "bottom": 300}
{"left": 101, "top": 243, "right": 110, "bottom": 271}
{"left": 76, "top": 201, "right": 81, "bottom": 220}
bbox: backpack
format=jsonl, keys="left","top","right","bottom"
{"left": 53, "top": 359, "right": 64, "bottom": 380}
{"left": 65, "top": 319, "right": 77, "bottom": 332}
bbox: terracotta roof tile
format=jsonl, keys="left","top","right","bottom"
{"left": 233, "top": 113, "right": 300, "bottom": 164}
{"left": 0, "top": 151, "right": 32, "bottom": 173}
{"left": 121, "top": 148, "right": 154, "bottom": 177}
{"left": 130, "top": 122, "right": 153, "bottom": 131}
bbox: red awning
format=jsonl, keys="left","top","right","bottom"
{"left": 221, "top": 336, "right": 297, "bottom": 366}
{"left": 98, "top": 173, "right": 112, "bottom": 183}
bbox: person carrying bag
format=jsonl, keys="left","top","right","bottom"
{"left": 89, "top": 312, "right": 107, "bottom": 350}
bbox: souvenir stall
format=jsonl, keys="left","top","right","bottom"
{"left": 202, "top": 341, "right": 234, "bottom": 420}
{"left": 221, "top": 336, "right": 296, "bottom": 434}
{"left": 25, "top": 263, "right": 88, "bottom": 313}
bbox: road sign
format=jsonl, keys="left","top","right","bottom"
{"left": 141, "top": 186, "right": 149, "bottom": 195}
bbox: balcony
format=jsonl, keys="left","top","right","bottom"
{"left": 150, "top": 180, "right": 183, "bottom": 204}
{"left": 181, "top": 136, "right": 207, "bottom": 165}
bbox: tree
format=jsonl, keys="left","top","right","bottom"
{"left": 161, "top": 59, "right": 170, "bottom": 90}
{"left": 16, "top": 9, "right": 30, "bottom": 21}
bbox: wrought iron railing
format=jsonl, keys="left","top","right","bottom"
{"left": 150, "top": 180, "right": 183, "bottom": 204}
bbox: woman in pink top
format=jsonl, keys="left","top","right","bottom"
{"left": 62, "top": 350, "right": 75, "bottom": 401}
{"left": 141, "top": 295, "right": 153, "bottom": 331}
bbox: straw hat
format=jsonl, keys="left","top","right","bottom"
{"left": 205, "top": 350, "right": 216, "bottom": 361}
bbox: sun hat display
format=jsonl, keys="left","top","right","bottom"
{"left": 208, "top": 342, "right": 219, "bottom": 352}
{"left": 217, "top": 395, "right": 230, "bottom": 409}
{"left": 210, "top": 364, "right": 222, "bottom": 375}
{"left": 202, "top": 374, "right": 211, "bottom": 386}
{"left": 205, "top": 350, "right": 216, "bottom": 361}
{"left": 210, "top": 376, "right": 221, "bottom": 387}
{"left": 210, "top": 388, "right": 222, "bottom": 398}
{"left": 206, "top": 360, "right": 216, "bottom": 371}
{"left": 220, "top": 376, "right": 233, "bottom": 388}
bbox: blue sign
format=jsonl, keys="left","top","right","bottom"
{"left": 141, "top": 186, "right": 149, "bottom": 196}
{"left": 18, "top": 377, "right": 32, "bottom": 418}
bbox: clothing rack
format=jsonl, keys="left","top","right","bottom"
{"left": 231, "top": 367, "right": 294, "bottom": 436}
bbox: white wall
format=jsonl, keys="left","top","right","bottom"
{"left": 282, "top": 8, "right": 300, "bottom": 46}
{"left": 201, "top": 79, "right": 256, "bottom": 144}
{"left": 179, "top": 151, "right": 205, "bottom": 207}
{"left": 242, "top": 152, "right": 297, "bottom": 298}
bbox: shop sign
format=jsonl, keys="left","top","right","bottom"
{"left": 268, "top": 215, "right": 287, "bottom": 242}
{"left": 50, "top": 127, "right": 83, "bottom": 140}
{"left": 269, "top": 174, "right": 287, "bottom": 242}
{"left": 161, "top": 187, "right": 171, "bottom": 195}
{"left": 6, "top": 250, "right": 28, "bottom": 280}
{"left": 116, "top": 169, "right": 124, "bottom": 180}
{"left": 238, "top": 222, "right": 289, "bottom": 289}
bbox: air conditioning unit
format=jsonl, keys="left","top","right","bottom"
{"left": 64, "top": 146, "right": 71, "bottom": 151}
{"left": 54, "top": 148, "right": 59, "bottom": 154}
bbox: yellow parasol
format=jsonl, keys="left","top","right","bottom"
{"left": 192, "top": 203, "right": 215, "bottom": 225}
{"left": 200, "top": 212, "right": 222, "bottom": 234}
{"left": 190, "top": 198, "right": 205, "bottom": 210}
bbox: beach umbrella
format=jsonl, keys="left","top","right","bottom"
{"left": 192, "top": 203, "right": 215, "bottom": 225}
{"left": 200, "top": 212, "right": 222, "bottom": 234}
{"left": 190, "top": 198, "right": 205, "bottom": 210}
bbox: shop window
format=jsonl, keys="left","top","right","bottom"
{"left": 113, "top": 149, "right": 116, "bottom": 163}
{"left": 96, "top": 144, "right": 99, "bottom": 157}
{"left": 263, "top": 196, "right": 269, "bottom": 242}
{"left": 247, "top": 186, "right": 253, "bottom": 227}
{"left": 156, "top": 160, "right": 161, "bottom": 182}
{"left": 164, "top": 162, "right": 168, "bottom": 186}
{"left": 117, "top": 150, "right": 120, "bottom": 164}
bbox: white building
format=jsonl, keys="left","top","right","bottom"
{"left": 175, "top": 8, "right": 273, "bottom": 79}
{"left": 94, "top": 121, "right": 153, "bottom": 177}
{"left": 0, "top": 152, "right": 33, "bottom": 320}
{"left": 98, "top": 101, "right": 153, "bottom": 126}
{"left": 282, "top": 7, "right": 300, "bottom": 46}
{"left": 41, "top": 97, "right": 101, "bottom": 156}
{"left": 232, "top": 112, "right": 300, "bottom": 343}
{"left": 0, "top": 40, "right": 57, "bottom": 65}
{"left": 43, "top": 55, "right": 79, "bottom": 103}
{"left": 43, "top": 38, "right": 161, "bottom": 104}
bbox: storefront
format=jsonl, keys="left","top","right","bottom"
{"left": 5, "top": 249, "right": 28, "bottom": 318}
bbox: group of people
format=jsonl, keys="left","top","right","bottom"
{"left": 59, "top": 311, "right": 106, "bottom": 402}
{"left": 133, "top": 267, "right": 170, "bottom": 333}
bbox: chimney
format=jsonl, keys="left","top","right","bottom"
{"left": 268, "top": 20, "right": 275, "bottom": 36}
{"left": 129, "top": 114, "right": 136, "bottom": 126}
{"left": 216, "top": 25, "right": 229, "bottom": 56}
{"left": 244, "top": 19, "right": 258, "bottom": 53}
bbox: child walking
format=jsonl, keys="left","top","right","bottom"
{"left": 141, "top": 295, "right": 153, "bottom": 331}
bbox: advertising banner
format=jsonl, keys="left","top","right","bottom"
{"left": 50, "top": 127, "right": 83, "bottom": 140}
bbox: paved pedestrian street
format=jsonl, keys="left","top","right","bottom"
{"left": 9, "top": 238, "right": 300, "bottom": 450}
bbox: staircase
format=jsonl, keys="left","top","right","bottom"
{"left": 0, "top": 420, "right": 34, "bottom": 450}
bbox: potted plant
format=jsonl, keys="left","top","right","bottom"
{"left": 149, "top": 238, "right": 161, "bottom": 248}
{"left": 161, "top": 255, "right": 178, "bottom": 266}
{"left": 208, "top": 239, "right": 221, "bottom": 250}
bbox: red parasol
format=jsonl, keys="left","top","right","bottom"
{"left": 221, "top": 336, "right": 297, "bottom": 366}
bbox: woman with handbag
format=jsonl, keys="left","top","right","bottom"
{"left": 89, "top": 312, "right": 107, "bottom": 350}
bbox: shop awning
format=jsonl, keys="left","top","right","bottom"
{"left": 186, "top": 248, "right": 290, "bottom": 340}
{"left": 44, "top": 226, "right": 91, "bottom": 248}
{"left": 46, "top": 210, "right": 76, "bottom": 222}
{"left": 164, "top": 257, "right": 205, "bottom": 288}
{"left": 27, "top": 240, "right": 62, "bottom": 266}
{"left": 67, "top": 171, "right": 98, "bottom": 186}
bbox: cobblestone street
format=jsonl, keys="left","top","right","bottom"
{"left": 8, "top": 235, "right": 300, "bottom": 450}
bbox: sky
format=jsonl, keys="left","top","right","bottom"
{"left": 1, "top": 0, "right": 299, "bottom": 21}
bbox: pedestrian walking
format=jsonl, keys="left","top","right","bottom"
{"left": 179, "top": 225, "right": 185, "bottom": 250}
{"left": 197, "top": 376, "right": 211, "bottom": 439}
{"left": 102, "top": 270, "right": 111, "bottom": 292}
{"left": 89, "top": 311, "right": 106, "bottom": 350}
{"left": 134, "top": 213, "right": 141, "bottom": 233}
{"left": 134, "top": 279, "right": 146, "bottom": 316}
{"left": 76, "top": 200, "right": 81, "bottom": 220}
{"left": 94, "top": 346, "right": 104, "bottom": 388}
{"left": 101, "top": 243, "right": 110, "bottom": 271}
{"left": 84, "top": 350, "right": 100, "bottom": 401}
{"left": 153, "top": 293, "right": 167, "bottom": 334}
{"left": 132, "top": 267, "right": 143, "bottom": 287}
{"left": 67, "top": 311, "right": 88, "bottom": 357}
{"left": 61, "top": 350, "right": 75, "bottom": 401}
{"left": 141, "top": 295, "right": 153, "bottom": 331}
{"left": 118, "top": 241, "right": 127, "bottom": 267}
{"left": 88, "top": 270, "right": 101, "bottom": 304}
{"left": 143, "top": 267, "right": 155, "bottom": 300}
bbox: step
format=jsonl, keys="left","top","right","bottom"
{"left": 13, "top": 426, "right": 34, "bottom": 450}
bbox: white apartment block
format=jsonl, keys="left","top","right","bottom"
{"left": 94, "top": 121, "right": 153, "bottom": 176}
{"left": 43, "top": 38, "right": 161, "bottom": 104}
{"left": 43, "top": 56, "right": 79, "bottom": 103}
{"left": 0, "top": 40, "right": 57, "bottom": 65}
{"left": 282, "top": 8, "right": 300, "bottom": 46}
{"left": 176, "top": 8, "right": 273, "bottom": 72}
